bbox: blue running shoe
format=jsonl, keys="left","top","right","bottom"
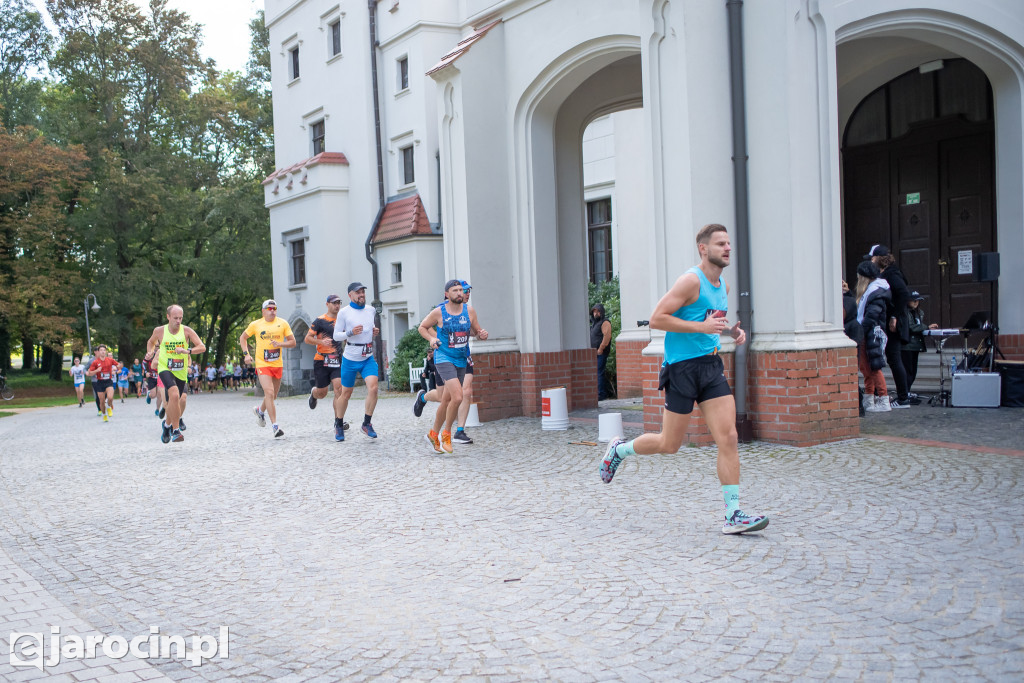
{"left": 335, "top": 425, "right": 345, "bottom": 442}
{"left": 178, "top": 418, "right": 186, "bottom": 432}
{"left": 722, "top": 510, "right": 769, "bottom": 535}
{"left": 361, "top": 423, "right": 377, "bottom": 439}
{"left": 146, "top": 394, "right": 151, "bottom": 405}
{"left": 600, "top": 438, "right": 626, "bottom": 484}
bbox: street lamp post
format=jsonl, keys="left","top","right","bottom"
{"left": 84, "top": 294, "right": 100, "bottom": 357}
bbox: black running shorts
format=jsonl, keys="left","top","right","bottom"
{"left": 435, "top": 362, "right": 466, "bottom": 386}
{"left": 313, "top": 359, "right": 341, "bottom": 388}
{"left": 94, "top": 379, "right": 113, "bottom": 393}
{"left": 159, "top": 371, "right": 187, "bottom": 398}
{"left": 659, "top": 354, "right": 732, "bottom": 415}
{"left": 146, "top": 377, "right": 158, "bottom": 390}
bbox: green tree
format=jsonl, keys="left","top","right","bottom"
{"left": 390, "top": 329, "right": 431, "bottom": 392}
{"left": 588, "top": 276, "right": 621, "bottom": 397}
{"left": 0, "top": 0, "right": 53, "bottom": 130}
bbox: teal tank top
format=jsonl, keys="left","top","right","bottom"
{"left": 664, "top": 266, "right": 728, "bottom": 364}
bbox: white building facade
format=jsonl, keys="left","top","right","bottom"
{"left": 266, "top": 0, "right": 1024, "bottom": 445}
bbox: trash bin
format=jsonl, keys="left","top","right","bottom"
{"left": 996, "top": 360, "right": 1024, "bottom": 407}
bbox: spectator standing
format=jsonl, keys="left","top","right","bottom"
{"left": 590, "top": 303, "right": 613, "bottom": 400}
{"left": 856, "top": 260, "right": 892, "bottom": 413}
{"left": 866, "top": 244, "right": 912, "bottom": 408}
{"left": 902, "top": 291, "right": 937, "bottom": 400}
{"left": 842, "top": 280, "right": 865, "bottom": 416}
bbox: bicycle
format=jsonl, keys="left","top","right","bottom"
{"left": 0, "top": 374, "right": 13, "bottom": 401}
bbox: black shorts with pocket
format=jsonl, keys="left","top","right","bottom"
{"left": 659, "top": 354, "right": 732, "bottom": 415}
{"left": 313, "top": 357, "right": 341, "bottom": 388}
{"left": 159, "top": 371, "right": 187, "bottom": 399}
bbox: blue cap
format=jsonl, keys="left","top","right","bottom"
{"left": 460, "top": 280, "right": 471, "bottom": 290}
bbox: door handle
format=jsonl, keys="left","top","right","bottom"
{"left": 937, "top": 259, "right": 948, "bottom": 266}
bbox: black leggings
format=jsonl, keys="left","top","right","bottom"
{"left": 885, "top": 333, "right": 909, "bottom": 401}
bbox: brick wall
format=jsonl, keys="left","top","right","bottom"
{"left": 615, "top": 339, "right": 646, "bottom": 398}
{"left": 999, "top": 334, "right": 1024, "bottom": 361}
{"left": 640, "top": 347, "right": 859, "bottom": 447}
{"left": 473, "top": 349, "right": 598, "bottom": 422}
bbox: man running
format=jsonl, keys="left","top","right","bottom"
{"left": 332, "top": 283, "right": 380, "bottom": 439}
{"left": 599, "top": 223, "right": 768, "bottom": 534}
{"left": 131, "top": 358, "right": 144, "bottom": 397}
{"left": 305, "top": 294, "right": 350, "bottom": 441}
{"left": 116, "top": 362, "right": 130, "bottom": 403}
{"left": 69, "top": 356, "right": 86, "bottom": 407}
{"left": 417, "top": 279, "right": 488, "bottom": 453}
{"left": 143, "top": 349, "right": 162, "bottom": 415}
{"left": 146, "top": 304, "right": 206, "bottom": 443}
{"left": 412, "top": 280, "right": 479, "bottom": 444}
{"left": 85, "top": 345, "right": 120, "bottom": 422}
{"left": 241, "top": 299, "right": 295, "bottom": 438}
{"left": 232, "top": 360, "right": 242, "bottom": 390}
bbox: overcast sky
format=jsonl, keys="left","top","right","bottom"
{"left": 30, "top": 0, "right": 262, "bottom": 74}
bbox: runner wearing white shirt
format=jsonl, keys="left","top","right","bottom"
{"left": 332, "top": 282, "right": 380, "bottom": 439}
{"left": 69, "top": 357, "right": 86, "bottom": 407}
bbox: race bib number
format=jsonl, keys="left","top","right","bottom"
{"left": 361, "top": 343, "right": 372, "bottom": 357}
{"left": 100, "top": 372, "right": 110, "bottom": 380}
{"left": 323, "top": 354, "right": 340, "bottom": 368}
{"left": 447, "top": 329, "right": 470, "bottom": 348}
{"left": 263, "top": 348, "right": 281, "bottom": 362}
{"left": 705, "top": 309, "right": 727, "bottom": 321}
{"left": 167, "top": 358, "right": 185, "bottom": 370}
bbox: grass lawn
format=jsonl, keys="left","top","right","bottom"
{"left": 2, "top": 395, "right": 80, "bottom": 410}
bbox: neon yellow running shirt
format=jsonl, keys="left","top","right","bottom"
{"left": 157, "top": 325, "right": 189, "bottom": 380}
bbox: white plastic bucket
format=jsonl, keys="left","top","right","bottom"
{"left": 463, "top": 402, "right": 482, "bottom": 428}
{"left": 541, "top": 386, "right": 569, "bottom": 430}
{"left": 597, "top": 412, "right": 624, "bottom": 442}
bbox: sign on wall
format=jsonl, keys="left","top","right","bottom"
{"left": 958, "top": 250, "right": 973, "bottom": 275}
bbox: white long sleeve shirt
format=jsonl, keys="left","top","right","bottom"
{"left": 333, "top": 305, "right": 377, "bottom": 361}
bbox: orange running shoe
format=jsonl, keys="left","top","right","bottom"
{"left": 440, "top": 430, "right": 453, "bottom": 454}
{"left": 426, "top": 429, "right": 442, "bottom": 454}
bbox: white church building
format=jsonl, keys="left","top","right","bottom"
{"left": 264, "top": 0, "right": 1024, "bottom": 445}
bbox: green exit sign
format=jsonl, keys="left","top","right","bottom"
{"left": 906, "top": 192, "right": 921, "bottom": 205}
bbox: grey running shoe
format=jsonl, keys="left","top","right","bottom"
{"left": 308, "top": 391, "right": 317, "bottom": 410}
{"left": 178, "top": 418, "right": 186, "bottom": 432}
{"left": 254, "top": 406, "right": 266, "bottom": 427}
{"left": 453, "top": 430, "right": 473, "bottom": 444}
{"left": 160, "top": 422, "right": 172, "bottom": 444}
{"left": 412, "top": 390, "right": 426, "bottom": 417}
{"left": 600, "top": 438, "right": 626, "bottom": 484}
{"left": 722, "top": 510, "right": 769, "bottom": 535}
{"left": 274, "top": 427, "right": 284, "bottom": 438}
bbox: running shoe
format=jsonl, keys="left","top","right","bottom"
{"left": 161, "top": 423, "right": 171, "bottom": 444}
{"left": 599, "top": 437, "right": 626, "bottom": 483}
{"left": 453, "top": 430, "right": 473, "bottom": 444}
{"left": 426, "top": 430, "right": 442, "bottom": 454}
{"left": 178, "top": 418, "right": 186, "bottom": 432}
{"left": 722, "top": 510, "right": 769, "bottom": 535}
{"left": 171, "top": 429, "right": 184, "bottom": 443}
{"left": 253, "top": 406, "right": 266, "bottom": 427}
{"left": 102, "top": 414, "right": 108, "bottom": 423}
{"left": 361, "top": 423, "right": 378, "bottom": 439}
{"left": 440, "top": 430, "right": 453, "bottom": 454}
{"left": 308, "top": 391, "right": 317, "bottom": 410}
{"left": 412, "top": 390, "right": 426, "bottom": 417}
{"left": 154, "top": 408, "right": 159, "bottom": 417}
{"left": 146, "top": 394, "right": 151, "bottom": 404}
{"left": 273, "top": 427, "right": 284, "bottom": 438}
{"left": 158, "top": 407, "right": 165, "bottom": 419}
{"left": 342, "top": 421, "right": 350, "bottom": 431}
{"left": 107, "top": 407, "right": 113, "bottom": 417}
{"left": 335, "top": 425, "right": 345, "bottom": 442}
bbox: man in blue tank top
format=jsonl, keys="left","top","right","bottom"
{"left": 599, "top": 224, "right": 769, "bottom": 535}
{"left": 417, "top": 279, "right": 488, "bottom": 454}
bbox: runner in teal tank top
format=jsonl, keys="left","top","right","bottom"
{"left": 597, "top": 224, "right": 769, "bottom": 535}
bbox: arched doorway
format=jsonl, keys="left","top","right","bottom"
{"left": 842, "top": 58, "right": 996, "bottom": 329}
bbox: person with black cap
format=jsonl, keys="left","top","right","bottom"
{"left": 902, "top": 290, "right": 937, "bottom": 399}
{"left": 240, "top": 298, "right": 296, "bottom": 438}
{"left": 305, "top": 294, "right": 349, "bottom": 441}
{"left": 855, "top": 260, "right": 892, "bottom": 413}
{"left": 417, "top": 279, "right": 488, "bottom": 453}
{"left": 333, "top": 282, "right": 381, "bottom": 439}
{"left": 866, "top": 244, "right": 912, "bottom": 408}
{"left": 590, "top": 303, "right": 613, "bottom": 400}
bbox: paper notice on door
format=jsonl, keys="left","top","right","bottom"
{"left": 958, "top": 250, "right": 973, "bottom": 275}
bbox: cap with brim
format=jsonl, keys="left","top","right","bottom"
{"left": 863, "top": 244, "right": 890, "bottom": 259}
{"left": 444, "top": 279, "right": 462, "bottom": 292}
{"left": 910, "top": 291, "right": 925, "bottom": 301}
{"left": 347, "top": 282, "right": 367, "bottom": 293}
{"left": 262, "top": 299, "right": 277, "bottom": 309}
{"left": 460, "top": 280, "right": 471, "bottom": 290}
{"left": 326, "top": 294, "right": 341, "bottom": 303}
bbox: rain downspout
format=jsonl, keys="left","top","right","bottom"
{"left": 366, "top": 0, "right": 385, "bottom": 364}
{"left": 727, "top": 0, "right": 754, "bottom": 442}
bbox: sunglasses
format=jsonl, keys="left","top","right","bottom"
{"left": 265, "top": 306, "right": 277, "bottom": 311}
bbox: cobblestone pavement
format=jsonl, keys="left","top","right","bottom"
{"left": 1, "top": 390, "right": 1022, "bottom": 681}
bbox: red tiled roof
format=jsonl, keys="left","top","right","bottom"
{"left": 371, "top": 194, "right": 434, "bottom": 244}
{"left": 426, "top": 20, "right": 501, "bottom": 76}
{"left": 262, "top": 152, "right": 349, "bottom": 185}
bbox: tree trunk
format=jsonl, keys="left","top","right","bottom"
{"left": 21, "top": 334, "right": 33, "bottom": 370}
{"left": 47, "top": 342, "right": 64, "bottom": 380}
{"left": 41, "top": 345, "right": 53, "bottom": 373}
{"left": 0, "top": 317, "right": 10, "bottom": 372}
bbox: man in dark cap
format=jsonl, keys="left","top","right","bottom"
{"left": 590, "top": 303, "right": 613, "bottom": 400}
{"left": 866, "top": 244, "right": 912, "bottom": 408}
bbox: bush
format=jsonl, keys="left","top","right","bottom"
{"left": 589, "top": 276, "right": 621, "bottom": 397}
{"left": 389, "top": 328, "right": 431, "bottom": 391}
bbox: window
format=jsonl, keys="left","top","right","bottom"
{"left": 391, "top": 262, "right": 402, "bottom": 284}
{"left": 311, "top": 120, "right": 325, "bottom": 155}
{"left": 587, "top": 198, "right": 613, "bottom": 283}
{"left": 289, "top": 46, "right": 300, "bottom": 80}
{"left": 290, "top": 239, "right": 306, "bottom": 285}
{"left": 329, "top": 20, "right": 341, "bottom": 57}
{"left": 397, "top": 56, "right": 409, "bottom": 91}
{"left": 400, "top": 145, "right": 414, "bottom": 185}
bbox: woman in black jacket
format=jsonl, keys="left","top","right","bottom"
{"left": 856, "top": 261, "right": 892, "bottom": 413}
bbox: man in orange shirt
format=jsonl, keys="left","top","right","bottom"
{"left": 304, "top": 294, "right": 349, "bottom": 441}
{"left": 240, "top": 299, "right": 296, "bottom": 438}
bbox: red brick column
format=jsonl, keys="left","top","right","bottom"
{"left": 614, "top": 339, "right": 646, "bottom": 398}
{"left": 639, "top": 346, "right": 859, "bottom": 447}
{"left": 472, "top": 348, "right": 598, "bottom": 421}
{"left": 999, "top": 333, "right": 1024, "bottom": 361}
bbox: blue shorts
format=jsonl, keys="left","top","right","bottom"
{"left": 118, "top": 380, "right": 129, "bottom": 389}
{"left": 340, "top": 356, "right": 379, "bottom": 388}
